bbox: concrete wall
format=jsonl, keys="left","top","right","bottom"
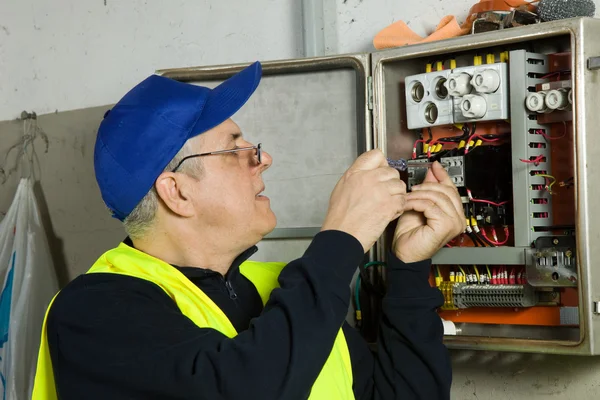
{"left": 2, "top": 0, "right": 600, "bottom": 398}
{"left": 0, "top": 0, "right": 304, "bottom": 121}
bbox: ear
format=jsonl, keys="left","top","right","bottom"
{"left": 154, "top": 172, "right": 196, "bottom": 218}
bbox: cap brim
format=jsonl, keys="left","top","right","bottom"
{"left": 189, "top": 61, "right": 262, "bottom": 138}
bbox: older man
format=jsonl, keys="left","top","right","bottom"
{"left": 33, "top": 62, "right": 465, "bottom": 400}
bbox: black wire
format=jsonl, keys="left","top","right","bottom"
{"left": 467, "top": 232, "right": 481, "bottom": 247}
{"left": 477, "top": 231, "right": 497, "bottom": 247}
{"left": 427, "top": 127, "right": 433, "bottom": 142}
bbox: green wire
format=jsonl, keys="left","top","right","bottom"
{"left": 354, "top": 261, "right": 387, "bottom": 317}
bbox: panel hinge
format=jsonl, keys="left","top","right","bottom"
{"left": 588, "top": 57, "right": 600, "bottom": 71}
{"left": 367, "top": 76, "right": 373, "bottom": 110}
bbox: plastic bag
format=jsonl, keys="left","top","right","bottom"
{"left": 0, "top": 178, "right": 59, "bottom": 399}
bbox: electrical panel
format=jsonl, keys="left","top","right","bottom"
{"left": 403, "top": 47, "right": 577, "bottom": 349}
{"left": 370, "top": 18, "right": 600, "bottom": 355}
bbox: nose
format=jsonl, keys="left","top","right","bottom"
{"left": 259, "top": 149, "right": 273, "bottom": 172}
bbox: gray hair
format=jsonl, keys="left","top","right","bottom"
{"left": 123, "top": 141, "right": 203, "bottom": 240}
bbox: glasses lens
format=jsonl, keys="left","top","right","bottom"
{"left": 257, "top": 143, "right": 262, "bottom": 164}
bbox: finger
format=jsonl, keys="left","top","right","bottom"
{"left": 406, "top": 190, "right": 460, "bottom": 223}
{"left": 349, "top": 149, "right": 387, "bottom": 173}
{"left": 431, "top": 161, "right": 455, "bottom": 188}
{"left": 391, "top": 193, "right": 407, "bottom": 219}
{"left": 384, "top": 179, "right": 407, "bottom": 196}
{"left": 411, "top": 182, "right": 463, "bottom": 216}
{"left": 403, "top": 198, "right": 462, "bottom": 241}
{"left": 374, "top": 166, "right": 402, "bottom": 182}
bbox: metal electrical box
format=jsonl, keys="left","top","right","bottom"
{"left": 158, "top": 17, "right": 600, "bottom": 355}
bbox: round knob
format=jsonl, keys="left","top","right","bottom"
{"left": 471, "top": 69, "right": 501, "bottom": 93}
{"left": 545, "top": 89, "right": 569, "bottom": 110}
{"left": 445, "top": 73, "right": 472, "bottom": 97}
{"left": 460, "top": 95, "right": 487, "bottom": 119}
{"left": 526, "top": 92, "right": 548, "bottom": 113}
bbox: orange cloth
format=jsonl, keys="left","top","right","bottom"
{"left": 373, "top": 15, "right": 471, "bottom": 50}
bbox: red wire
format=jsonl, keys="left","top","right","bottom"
{"left": 412, "top": 139, "right": 427, "bottom": 159}
{"left": 467, "top": 189, "right": 509, "bottom": 207}
{"left": 519, "top": 155, "right": 545, "bottom": 165}
{"left": 481, "top": 227, "right": 510, "bottom": 246}
{"left": 538, "top": 122, "right": 567, "bottom": 141}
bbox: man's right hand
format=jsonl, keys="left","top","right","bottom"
{"left": 321, "top": 149, "right": 407, "bottom": 253}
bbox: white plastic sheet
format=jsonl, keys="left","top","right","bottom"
{"left": 0, "top": 178, "right": 59, "bottom": 399}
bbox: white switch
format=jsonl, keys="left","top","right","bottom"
{"left": 460, "top": 95, "right": 487, "bottom": 119}
{"left": 471, "top": 69, "right": 501, "bottom": 93}
{"left": 445, "top": 73, "right": 472, "bottom": 97}
{"left": 526, "top": 92, "right": 549, "bottom": 113}
{"left": 545, "top": 88, "right": 569, "bottom": 110}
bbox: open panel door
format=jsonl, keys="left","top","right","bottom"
{"left": 157, "top": 55, "right": 372, "bottom": 263}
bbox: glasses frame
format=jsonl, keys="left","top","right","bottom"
{"left": 171, "top": 143, "right": 262, "bottom": 172}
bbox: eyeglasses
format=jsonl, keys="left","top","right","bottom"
{"left": 171, "top": 143, "right": 262, "bottom": 172}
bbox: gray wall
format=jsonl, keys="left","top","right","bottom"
{"left": 2, "top": 109, "right": 600, "bottom": 398}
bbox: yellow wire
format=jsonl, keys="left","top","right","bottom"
{"left": 486, "top": 265, "right": 491, "bottom": 278}
{"left": 536, "top": 174, "right": 557, "bottom": 192}
{"left": 458, "top": 265, "right": 466, "bottom": 276}
{"left": 436, "top": 265, "right": 442, "bottom": 279}
{"left": 474, "top": 265, "right": 480, "bottom": 283}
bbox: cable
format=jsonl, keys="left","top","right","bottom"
{"left": 355, "top": 261, "right": 387, "bottom": 321}
{"left": 478, "top": 231, "right": 497, "bottom": 247}
{"left": 535, "top": 174, "right": 557, "bottom": 193}
{"left": 467, "top": 189, "right": 510, "bottom": 207}
{"left": 538, "top": 122, "right": 567, "bottom": 141}
{"left": 474, "top": 265, "right": 480, "bottom": 284}
{"left": 412, "top": 139, "right": 427, "bottom": 159}
{"left": 519, "top": 155, "right": 545, "bottom": 165}
{"left": 481, "top": 226, "right": 510, "bottom": 246}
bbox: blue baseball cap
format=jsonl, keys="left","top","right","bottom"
{"left": 94, "top": 61, "right": 262, "bottom": 221}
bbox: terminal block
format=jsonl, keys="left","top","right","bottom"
{"left": 440, "top": 282, "right": 539, "bottom": 309}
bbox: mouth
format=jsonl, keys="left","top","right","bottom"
{"left": 256, "top": 186, "right": 268, "bottom": 199}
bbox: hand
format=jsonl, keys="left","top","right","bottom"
{"left": 393, "top": 162, "right": 466, "bottom": 263}
{"left": 322, "top": 149, "right": 407, "bottom": 253}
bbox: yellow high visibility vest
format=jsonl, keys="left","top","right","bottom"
{"left": 32, "top": 243, "right": 354, "bottom": 399}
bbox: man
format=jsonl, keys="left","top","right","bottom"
{"left": 33, "top": 62, "right": 465, "bottom": 399}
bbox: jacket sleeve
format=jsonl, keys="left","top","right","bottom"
{"left": 47, "top": 230, "right": 364, "bottom": 400}
{"left": 367, "top": 252, "right": 452, "bottom": 400}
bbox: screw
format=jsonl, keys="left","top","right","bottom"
{"left": 553, "top": 238, "right": 559, "bottom": 245}
{"left": 566, "top": 250, "right": 573, "bottom": 258}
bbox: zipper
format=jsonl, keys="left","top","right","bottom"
{"left": 224, "top": 279, "right": 238, "bottom": 300}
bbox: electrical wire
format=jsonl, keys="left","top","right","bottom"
{"left": 519, "top": 155, "right": 545, "bottom": 165}
{"left": 474, "top": 265, "right": 480, "bottom": 283}
{"left": 355, "top": 261, "right": 387, "bottom": 321}
{"left": 481, "top": 226, "right": 510, "bottom": 246}
{"left": 535, "top": 174, "right": 557, "bottom": 193}
{"left": 467, "top": 189, "right": 510, "bottom": 207}
{"left": 538, "top": 122, "right": 567, "bottom": 141}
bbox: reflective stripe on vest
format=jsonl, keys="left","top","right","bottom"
{"left": 33, "top": 243, "right": 354, "bottom": 400}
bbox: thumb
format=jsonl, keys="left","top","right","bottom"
{"left": 349, "top": 149, "right": 387, "bottom": 173}
{"left": 423, "top": 167, "right": 438, "bottom": 183}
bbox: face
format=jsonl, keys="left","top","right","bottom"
{"left": 166, "top": 119, "right": 276, "bottom": 247}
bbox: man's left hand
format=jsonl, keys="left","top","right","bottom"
{"left": 392, "top": 161, "right": 466, "bottom": 263}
